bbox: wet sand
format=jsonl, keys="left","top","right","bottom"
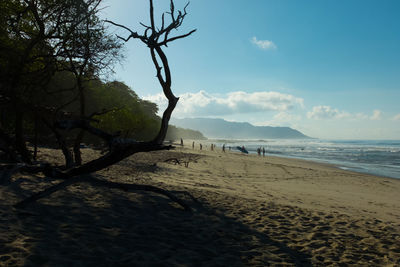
{"left": 1, "top": 144, "right": 399, "bottom": 266}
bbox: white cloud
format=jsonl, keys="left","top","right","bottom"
{"left": 143, "top": 90, "right": 303, "bottom": 118}
{"left": 307, "top": 106, "right": 387, "bottom": 121}
{"left": 251, "top": 37, "right": 277, "bottom": 50}
{"left": 370, "top": 109, "right": 382, "bottom": 120}
{"left": 392, "top": 114, "right": 400, "bottom": 120}
{"left": 307, "top": 105, "right": 351, "bottom": 120}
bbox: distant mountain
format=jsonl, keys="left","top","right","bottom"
{"left": 170, "top": 118, "right": 311, "bottom": 139}
{"left": 166, "top": 124, "right": 207, "bottom": 141}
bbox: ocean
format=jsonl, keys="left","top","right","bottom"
{"left": 209, "top": 139, "right": 400, "bottom": 179}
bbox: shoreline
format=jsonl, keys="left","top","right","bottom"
{"left": 172, "top": 141, "right": 398, "bottom": 216}
{"left": 177, "top": 141, "right": 400, "bottom": 222}
{"left": 187, "top": 138, "right": 400, "bottom": 180}
{"left": 265, "top": 152, "right": 398, "bottom": 181}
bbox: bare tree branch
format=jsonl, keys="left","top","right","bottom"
{"left": 159, "top": 29, "right": 196, "bottom": 47}
{"left": 105, "top": 1, "right": 195, "bottom": 144}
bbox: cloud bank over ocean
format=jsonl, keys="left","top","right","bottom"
{"left": 144, "top": 90, "right": 303, "bottom": 118}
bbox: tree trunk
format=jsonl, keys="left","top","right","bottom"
{"left": 33, "top": 114, "right": 38, "bottom": 161}
{"left": 14, "top": 104, "right": 31, "bottom": 164}
{"left": 73, "top": 75, "right": 86, "bottom": 165}
{"left": 73, "top": 130, "right": 85, "bottom": 166}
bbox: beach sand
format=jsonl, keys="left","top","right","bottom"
{"left": 1, "top": 142, "right": 399, "bottom": 266}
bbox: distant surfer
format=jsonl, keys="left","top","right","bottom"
{"left": 180, "top": 138, "right": 183, "bottom": 146}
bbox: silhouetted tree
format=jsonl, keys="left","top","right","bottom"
{"left": 0, "top": 0, "right": 106, "bottom": 164}
{"left": 59, "top": 1, "right": 122, "bottom": 166}
{"left": 106, "top": 0, "right": 196, "bottom": 144}
{"left": 1, "top": 0, "right": 196, "bottom": 211}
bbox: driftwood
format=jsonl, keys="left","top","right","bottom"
{"left": 164, "top": 158, "right": 181, "bottom": 165}
{"left": 164, "top": 157, "right": 196, "bottom": 168}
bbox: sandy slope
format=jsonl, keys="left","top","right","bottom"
{"left": 0, "top": 144, "right": 399, "bottom": 266}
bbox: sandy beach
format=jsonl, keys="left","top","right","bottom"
{"left": 1, "top": 142, "right": 400, "bottom": 266}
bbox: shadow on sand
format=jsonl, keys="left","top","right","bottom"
{"left": 1, "top": 173, "right": 312, "bottom": 266}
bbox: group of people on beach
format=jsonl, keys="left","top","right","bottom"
{"left": 257, "top": 147, "right": 266, "bottom": 157}
{"left": 181, "top": 139, "right": 234, "bottom": 153}
{"left": 195, "top": 142, "right": 229, "bottom": 152}
{"left": 181, "top": 139, "right": 267, "bottom": 156}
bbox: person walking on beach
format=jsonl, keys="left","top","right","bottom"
{"left": 192, "top": 141, "right": 195, "bottom": 149}
{"left": 262, "top": 147, "right": 265, "bottom": 157}
{"left": 180, "top": 138, "right": 183, "bottom": 146}
{"left": 200, "top": 143, "right": 202, "bottom": 150}
{"left": 222, "top": 144, "right": 225, "bottom": 152}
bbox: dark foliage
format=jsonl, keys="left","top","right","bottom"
{"left": 0, "top": 0, "right": 197, "bottom": 211}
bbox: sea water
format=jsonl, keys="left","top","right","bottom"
{"left": 211, "top": 139, "right": 400, "bottom": 179}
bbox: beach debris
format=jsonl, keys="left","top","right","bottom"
{"left": 164, "top": 154, "right": 200, "bottom": 168}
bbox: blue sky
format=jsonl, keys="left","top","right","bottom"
{"left": 100, "top": 0, "right": 400, "bottom": 139}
